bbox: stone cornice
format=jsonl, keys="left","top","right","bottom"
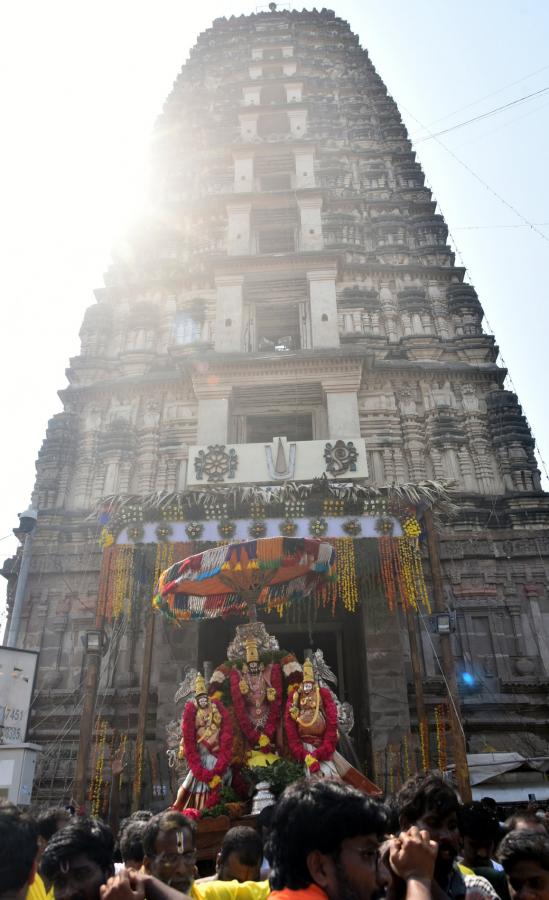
{"left": 189, "top": 352, "right": 364, "bottom": 396}
{"left": 213, "top": 249, "right": 340, "bottom": 276}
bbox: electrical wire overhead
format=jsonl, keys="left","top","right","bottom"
{"left": 412, "top": 85, "right": 549, "bottom": 143}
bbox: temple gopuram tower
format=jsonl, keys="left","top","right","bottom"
{"left": 5, "top": 7, "right": 549, "bottom": 809}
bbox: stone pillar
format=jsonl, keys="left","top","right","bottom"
{"left": 226, "top": 204, "right": 251, "bottom": 256}
{"left": 380, "top": 281, "right": 398, "bottom": 343}
{"left": 287, "top": 108, "right": 307, "bottom": 138}
{"left": 239, "top": 112, "right": 258, "bottom": 140}
{"left": 294, "top": 149, "right": 316, "bottom": 189}
{"left": 307, "top": 269, "right": 339, "bottom": 348}
{"left": 298, "top": 196, "right": 323, "bottom": 250}
{"left": 325, "top": 392, "right": 361, "bottom": 438}
{"left": 242, "top": 85, "right": 261, "bottom": 106}
{"left": 233, "top": 153, "right": 254, "bottom": 192}
{"left": 214, "top": 275, "right": 244, "bottom": 351}
{"left": 197, "top": 397, "right": 230, "bottom": 444}
{"left": 285, "top": 82, "right": 302, "bottom": 103}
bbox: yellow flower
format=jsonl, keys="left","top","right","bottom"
{"left": 305, "top": 753, "right": 317, "bottom": 768}
{"left": 209, "top": 775, "right": 221, "bottom": 788}
{"left": 258, "top": 734, "right": 270, "bottom": 748}
{"left": 211, "top": 690, "right": 222, "bottom": 701}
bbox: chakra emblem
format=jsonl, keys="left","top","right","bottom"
{"left": 323, "top": 440, "right": 358, "bottom": 476}
{"left": 194, "top": 445, "right": 238, "bottom": 482}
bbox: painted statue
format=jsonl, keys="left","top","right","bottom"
{"left": 285, "top": 658, "right": 339, "bottom": 777}
{"left": 228, "top": 638, "right": 283, "bottom": 766}
{"left": 173, "top": 673, "right": 233, "bottom": 811}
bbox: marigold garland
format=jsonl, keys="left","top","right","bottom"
{"left": 229, "top": 663, "right": 282, "bottom": 752}
{"left": 402, "top": 733, "right": 411, "bottom": 780}
{"left": 284, "top": 686, "right": 338, "bottom": 773}
{"left": 434, "top": 704, "right": 448, "bottom": 771}
{"left": 334, "top": 539, "right": 359, "bottom": 613}
{"left": 419, "top": 716, "right": 430, "bottom": 771}
{"left": 181, "top": 698, "right": 233, "bottom": 807}
{"left": 91, "top": 718, "right": 108, "bottom": 817}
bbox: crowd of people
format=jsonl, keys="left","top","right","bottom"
{"left": 3, "top": 774, "right": 549, "bottom": 900}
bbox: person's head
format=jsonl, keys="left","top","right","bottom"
{"left": 498, "top": 830, "right": 549, "bottom": 900}
{"left": 217, "top": 826, "right": 263, "bottom": 882}
{"left": 507, "top": 815, "right": 548, "bottom": 835}
{"left": 143, "top": 810, "right": 197, "bottom": 893}
{"left": 119, "top": 820, "right": 147, "bottom": 870}
{"left": 267, "top": 777, "right": 388, "bottom": 900}
{"left": 130, "top": 810, "right": 154, "bottom": 823}
{"left": 397, "top": 773, "right": 460, "bottom": 883}
{"left": 0, "top": 801, "right": 38, "bottom": 900}
{"left": 459, "top": 802, "right": 501, "bottom": 868}
{"left": 36, "top": 807, "right": 73, "bottom": 859}
{"left": 481, "top": 798, "right": 498, "bottom": 813}
{"left": 40, "top": 818, "right": 114, "bottom": 900}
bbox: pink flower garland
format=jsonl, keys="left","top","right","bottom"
{"left": 182, "top": 698, "right": 233, "bottom": 806}
{"left": 229, "top": 663, "right": 282, "bottom": 753}
{"left": 284, "top": 686, "right": 338, "bottom": 773}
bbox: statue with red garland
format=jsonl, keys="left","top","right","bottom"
{"left": 172, "top": 673, "right": 233, "bottom": 811}
{"left": 169, "top": 622, "right": 380, "bottom": 816}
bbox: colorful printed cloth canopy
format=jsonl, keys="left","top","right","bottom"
{"left": 152, "top": 536, "right": 337, "bottom": 621}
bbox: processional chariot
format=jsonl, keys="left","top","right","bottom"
{"left": 153, "top": 536, "right": 381, "bottom": 814}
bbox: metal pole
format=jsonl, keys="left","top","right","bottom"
{"left": 6, "top": 530, "right": 35, "bottom": 648}
{"left": 132, "top": 607, "right": 156, "bottom": 811}
{"left": 74, "top": 643, "right": 102, "bottom": 810}
{"left": 424, "top": 507, "right": 471, "bottom": 801}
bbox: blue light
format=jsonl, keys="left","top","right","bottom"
{"left": 462, "top": 672, "right": 475, "bottom": 686}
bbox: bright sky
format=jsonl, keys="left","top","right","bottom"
{"left": 1, "top": 1, "right": 548, "bottom": 625}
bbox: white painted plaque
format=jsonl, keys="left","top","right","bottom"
{"left": 0, "top": 648, "right": 38, "bottom": 745}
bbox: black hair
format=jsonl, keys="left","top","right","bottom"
{"left": 505, "top": 813, "right": 545, "bottom": 833}
{"left": 459, "top": 802, "right": 500, "bottom": 843}
{"left": 499, "top": 830, "right": 549, "bottom": 872}
{"left": 0, "top": 801, "right": 38, "bottom": 894}
{"left": 41, "top": 818, "right": 115, "bottom": 881}
{"left": 36, "top": 806, "right": 72, "bottom": 842}
{"left": 130, "top": 810, "right": 154, "bottom": 822}
{"left": 143, "top": 810, "right": 197, "bottom": 857}
{"left": 481, "top": 797, "right": 498, "bottom": 811}
{"left": 397, "top": 772, "right": 459, "bottom": 828}
{"left": 120, "top": 820, "right": 147, "bottom": 866}
{"left": 266, "top": 778, "right": 388, "bottom": 891}
{"left": 219, "top": 826, "right": 263, "bottom": 867}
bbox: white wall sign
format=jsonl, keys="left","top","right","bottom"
{"left": 0, "top": 648, "right": 38, "bottom": 745}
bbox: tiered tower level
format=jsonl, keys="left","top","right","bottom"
{"left": 10, "top": 8, "right": 549, "bottom": 805}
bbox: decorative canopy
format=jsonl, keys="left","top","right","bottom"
{"left": 153, "top": 536, "right": 337, "bottom": 622}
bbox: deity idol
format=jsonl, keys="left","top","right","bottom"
{"left": 173, "top": 673, "right": 233, "bottom": 811}
{"left": 285, "top": 658, "right": 339, "bottom": 777}
{"left": 229, "top": 638, "right": 282, "bottom": 765}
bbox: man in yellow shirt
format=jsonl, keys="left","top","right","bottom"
{"left": 142, "top": 811, "right": 269, "bottom": 900}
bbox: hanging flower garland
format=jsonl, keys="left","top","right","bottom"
{"left": 91, "top": 718, "right": 108, "bottom": 817}
{"left": 434, "top": 703, "right": 448, "bottom": 771}
{"left": 279, "top": 519, "right": 298, "bottom": 536}
{"left": 181, "top": 698, "right": 233, "bottom": 806}
{"left": 419, "top": 716, "right": 430, "bottom": 771}
{"left": 229, "top": 663, "right": 282, "bottom": 752}
{"left": 284, "top": 686, "right": 338, "bottom": 774}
